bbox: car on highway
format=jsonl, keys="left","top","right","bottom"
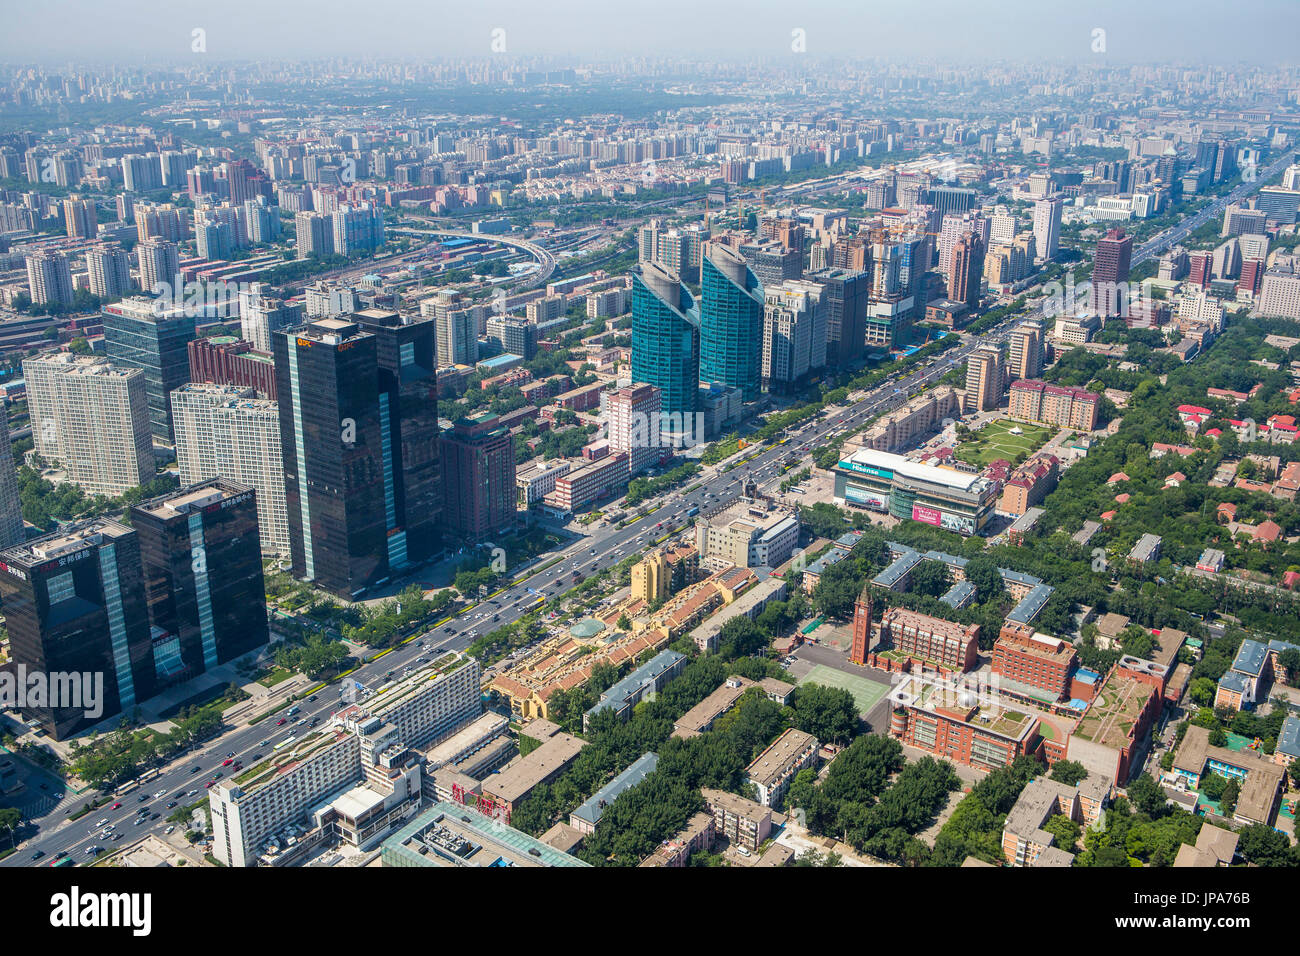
{"left": 205, "top": 780, "right": 216, "bottom": 789}
{"left": 30, "top": 850, "right": 44, "bottom": 861}
{"left": 186, "top": 790, "right": 198, "bottom": 797}
{"left": 166, "top": 802, "right": 177, "bottom": 809}
{"left": 110, "top": 802, "right": 121, "bottom": 810}
{"left": 222, "top": 758, "right": 234, "bottom": 766}
{"left": 276, "top": 718, "right": 288, "bottom": 726}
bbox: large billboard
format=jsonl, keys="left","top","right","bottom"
{"left": 913, "top": 504, "right": 976, "bottom": 535}
{"left": 846, "top": 485, "right": 889, "bottom": 511}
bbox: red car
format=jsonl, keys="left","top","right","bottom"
{"left": 110, "top": 802, "right": 121, "bottom": 810}
{"left": 222, "top": 758, "right": 234, "bottom": 766}
{"left": 276, "top": 718, "right": 287, "bottom": 726}
{"left": 205, "top": 781, "right": 216, "bottom": 789}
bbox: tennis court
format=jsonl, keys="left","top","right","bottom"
{"left": 799, "top": 664, "right": 891, "bottom": 716}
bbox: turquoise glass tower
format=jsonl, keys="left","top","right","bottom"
{"left": 699, "top": 245, "right": 764, "bottom": 403}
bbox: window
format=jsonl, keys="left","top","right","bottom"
{"left": 46, "top": 570, "right": 76, "bottom": 606}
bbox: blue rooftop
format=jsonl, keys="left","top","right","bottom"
{"left": 923, "top": 550, "right": 969, "bottom": 569}
{"left": 586, "top": 649, "right": 686, "bottom": 722}
{"left": 1232, "top": 639, "right": 1269, "bottom": 678}
{"left": 873, "top": 550, "right": 924, "bottom": 590}
{"left": 1005, "top": 582, "right": 1055, "bottom": 624}
{"left": 570, "top": 753, "right": 659, "bottom": 827}
{"left": 805, "top": 547, "right": 849, "bottom": 576}
{"left": 1218, "top": 670, "right": 1249, "bottom": 693}
{"left": 940, "top": 580, "right": 976, "bottom": 608}
{"left": 1278, "top": 715, "right": 1300, "bottom": 760}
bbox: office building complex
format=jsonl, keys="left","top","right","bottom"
{"left": 0, "top": 519, "right": 153, "bottom": 739}
{"left": 24, "top": 355, "right": 153, "bottom": 496}
{"left": 211, "top": 654, "right": 481, "bottom": 867}
{"left": 693, "top": 496, "right": 799, "bottom": 571}
{"left": 131, "top": 479, "right": 269, "bottom": 682}
{"left": 808, "top": 268, "right": 870, "bottom": 368}
{"left": 187, "top": 336, "right": 277, "bottom": 399}
{"left": 171, "top": 384, "right": 289, "bottom": 553}
{"left": 0, "top": 414, "right": 21, "bottom": 550}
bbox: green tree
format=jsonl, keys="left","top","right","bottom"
{"left": 1048, "top": 760, "right": 1088, "bottom": 786}
{"left": 791, "top": 683, "right": 860, "bottom": 745}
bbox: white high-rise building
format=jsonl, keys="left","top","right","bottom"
{"left": 421, "top": 291, "right": 481, "bottom": 367}
{"left": 24, "top": 251, "right": 73, "bottom": 306}
{"left": 23, "top": 355, "right": 153, "bottom": 496}
{"left": 136, "top": 237, "right": 180, "bottom": 295}
{"left": 761, "top": 281, "right": 827, "bottom": 392}
{"left": 303, "top": 279, "right": 356, "bottom": 318}
{"left": 604, "top": 384, "right": 662, "bottom": 477}
{"left": 1033, "top": 196, "right": 1063, "bottom": 262}
{"left": 171, "top": 384, "right": 289, "bottom": 553}
{"left": 238, "top": 283, "right": 303, "bottom": 353}
{"left": 84, "top": 244, "right": 133, "bottom": 299}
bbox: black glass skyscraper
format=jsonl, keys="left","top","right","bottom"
{"left": 131, "top": 478, "right": 269, "bottom": 680}
{"left": 353, "top": 308, "right": 442, "bottom": 565}
{"left": 0, "top": 519, "right": 154, "bottom": 740}
{"left": 274, "top": 318, "right": 388, "bottom": 599}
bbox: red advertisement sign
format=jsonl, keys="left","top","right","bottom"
{"left": 912, "top": 504, "right": 942, "bottom": 526}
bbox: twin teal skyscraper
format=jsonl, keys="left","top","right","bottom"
{"left": 632, "top": 246, "right": 764, "bottom": 416}
{"left": 699, "top": 245, "right": 764, "bottom": 403}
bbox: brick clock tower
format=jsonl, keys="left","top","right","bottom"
{"left": 850, "top": 585, "right": 873, "bottom": 665}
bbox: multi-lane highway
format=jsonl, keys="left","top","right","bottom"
{"left": 5, "top": 146, "right": 1289, "bottom": 867}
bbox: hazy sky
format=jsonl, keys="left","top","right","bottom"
{"left": 3, "top": 0, "right": 1298, "bottom": 65}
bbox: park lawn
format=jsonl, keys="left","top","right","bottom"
{"left": 953, "top": 419, "right": 1053, "bottom": 468}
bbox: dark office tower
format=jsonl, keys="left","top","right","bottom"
{"left": 101, "top": 297, "right": 199, "bottom": 443}
{"left": 1091, "top": 228, "right": 1133, "bottom": 318}
{"left": 352, "top": 308, "right": 442, "bottom": 566}
{"left": 131, "top": 479, "right": 269, "bottom": 682}
{"left": 0, "top": 520, "right": 153, "bottom": 740}
{"left": 274, "top": 318, "right": 388, "bottom": 599}
{"left": 699, "top": 246, "right": 764, "bottom": 403}
{"left": 947, "top": 232, "right": 985, "bottom": 312}
{"left": 224, "top": 159, "right": 258, "bottom": 206}
{"left": 0, "top": 413, "right": 22, "bottom": 549}
{"left": 631, "top": 262, "right": 700, "bottom": 417}
{"left": 439, "top": 413, "right": 516, "bottom": 542}
{"left": 808, "top": 268, "right": 870, "bottom": 368}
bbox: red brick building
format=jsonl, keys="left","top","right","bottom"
{"left": 993, "top": 620, "right": 1077, "bottom": 702}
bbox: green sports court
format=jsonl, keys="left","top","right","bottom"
{"left": 798, "top": 664, "right": 892, "bottom": 716}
